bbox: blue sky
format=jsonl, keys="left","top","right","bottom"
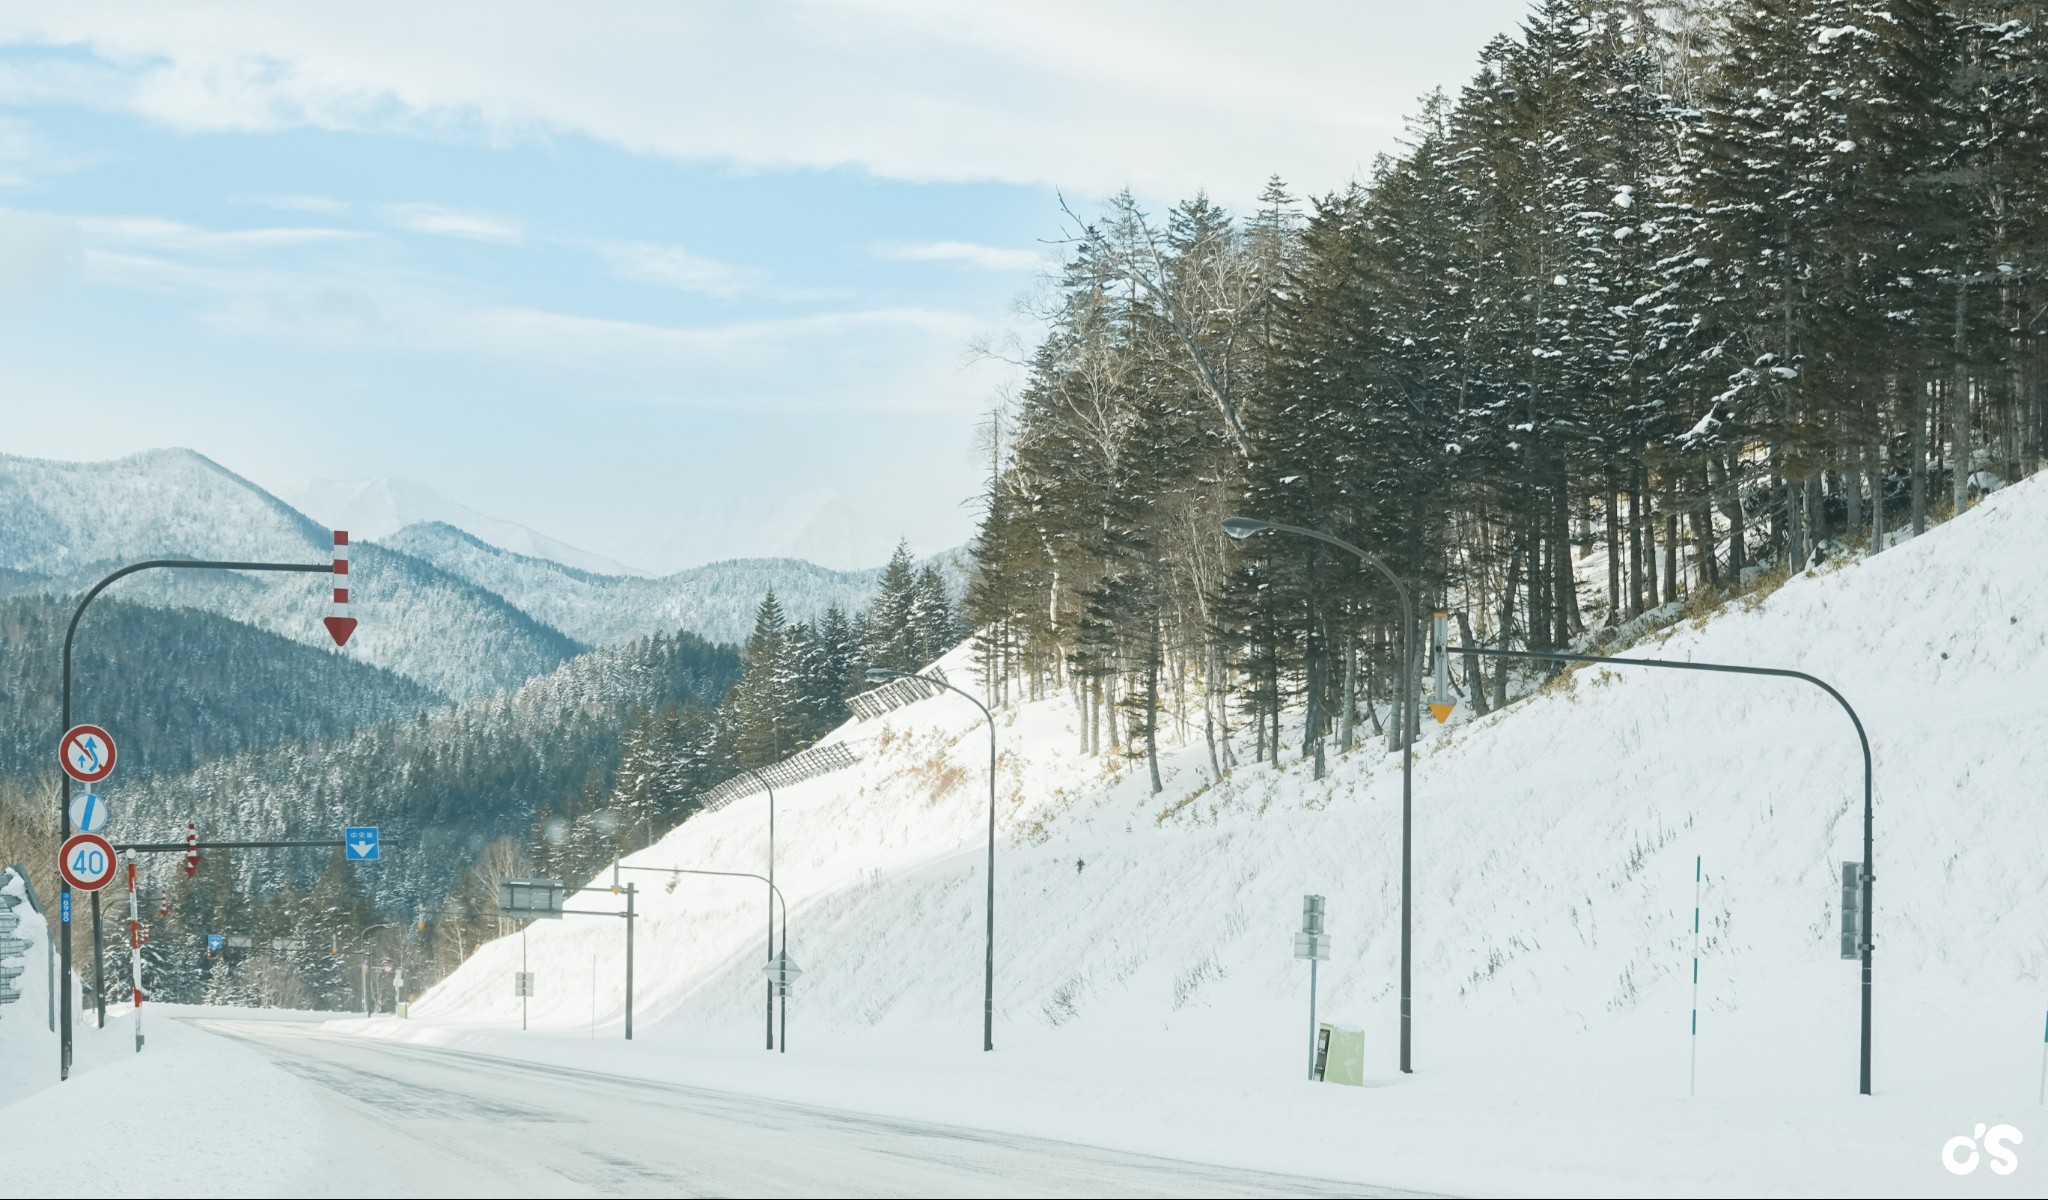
{"left": 0, "top": 1, "right": 1532, "bottom": 572}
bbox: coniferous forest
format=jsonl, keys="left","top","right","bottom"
{"left": 966, "top": 0, "right": 2048, "bottom": 788}
{"left": 0, "top": 544, "right": 961, "bottom": 1012}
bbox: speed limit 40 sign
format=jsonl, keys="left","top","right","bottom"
{"left": 58, "top": 832, "right": 117, "bottom": 891}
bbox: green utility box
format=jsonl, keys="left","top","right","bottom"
{"left": 1313, "top": 1022, "right": 1365, "bottom": 1086}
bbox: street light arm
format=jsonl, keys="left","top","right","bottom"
{"left": 869, "top": 666, "right": 999, "bottom": 1052}
{"left": 57, "top": 556, "right": 332, "bottom": 1082}
{"left": 615, "top": 865, "right": 787, "bottom": 953}
{"left": 63, "top": 559, "right": 332, "bottom": 733}
{"left": 1454, "top": 640, "right": 1876, "bottom": 1095}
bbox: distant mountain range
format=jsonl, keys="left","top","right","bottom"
{"left": 285, "top": 476, "right": 647, "bottom": 577}
{"left": 0, "top": 448, "right": 968, "bottom": 701}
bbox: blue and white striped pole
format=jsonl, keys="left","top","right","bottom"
{"left": 1690, "top": 855, "right": 1702, "bottom": 1097}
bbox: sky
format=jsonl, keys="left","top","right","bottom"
{"left": 0, "top": 0, "right": 1534, "bottom": 573}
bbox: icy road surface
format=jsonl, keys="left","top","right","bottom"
{"left": 196, "top": 1020, "right": 1415, "bottom": 1198}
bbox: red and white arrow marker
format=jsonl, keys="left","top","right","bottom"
{"left": 324, "top": 530, "right": 358, "bottom": 648}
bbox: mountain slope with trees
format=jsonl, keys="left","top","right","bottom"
{"left": 968, "top": 0, "right": 2047, "bottom": 788}
{"left": 0, "top": 595, "right": 440, "bottom": 783}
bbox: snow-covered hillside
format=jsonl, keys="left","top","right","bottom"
{"left": 404, "top": 472, "right": 2048, "bottom": 1195}
{"left": 388, "top": 520, "right": 972, "bottom": 646}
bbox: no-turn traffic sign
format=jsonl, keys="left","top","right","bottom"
{"left": 59, "top": 725, "right": 117, "bottom": 784}
{"left": 58, "top": 833, "right": 117, "bottom": 892}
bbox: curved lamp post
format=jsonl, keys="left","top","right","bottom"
{"left": 358, "top": 922, "right": 395, "bottom": 1016}
{"left": 1222, "top": 515, "right": 1417, "bottom": 1075}
{"left": 868, "top": 666, "right": 998, "bottom": 1052}
{"left": 615, "top": 863, "right": 789, "bottom": 1051}
{"left": 57, "top": 555, "right": 337, "bottom": 1080}
{"left": 739, "top": 767, "right": 779, "bottom": 1051}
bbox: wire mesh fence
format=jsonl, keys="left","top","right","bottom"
{"left": 845, "top": 666, "right": 950, "bottom": 723}
{"left": 693, "top": 739, "right": 864, "bottom": 813}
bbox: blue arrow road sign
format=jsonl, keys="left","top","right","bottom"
{"left": 345, "top": 827, "right": 380, "bottom": 862}
{"left": 207, "top": 934, "right": 222, "bottom": 951}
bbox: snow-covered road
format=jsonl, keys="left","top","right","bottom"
{"left": 194, "top": 1019, "right": 1413, "bottom": 1198}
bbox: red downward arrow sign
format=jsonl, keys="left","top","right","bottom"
{"left": 324, "top": 616, "right": 358, "bottom": 647}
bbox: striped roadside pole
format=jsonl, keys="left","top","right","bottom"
{"left": 127, "top": 857, "right": 144, "bottom": 1052}
{"left": 184, "top": 823, "right": 199, "bottom": 877}
{"left": 1690, "top": 855, "right": 1702, "bottom": 1097}
{"left": 325, "top": 531, "right": 358, "bottom": 647}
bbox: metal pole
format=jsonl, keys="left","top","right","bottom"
{"left": 1459, "top": 642, "right": 1876, "bottom": 1095}
{"left": 128, "top": 858, "right": 143, "bottom": 1053}
{"left": 1308, "top": 957, "right": 1319, "bottom": 1080}
{"left": 91, "top": 890, "right": 104, "bottom": 1027}
{"left": 761, "top": 771, "right": 774, "bottom": 1051}
{"left": 624, "top": 883, "right": 635, "bottom": 1041}
{"left": 779, "top": 885, "right": 788, "bottom": 1054}
{"left": 1690, "top": 855, "right": 1701, "bottom": 1096}
{"left": 521, "top": 926, "right": 528, "bottom": 1031}
{"left": 1222, "top": 519, "right": 1413, "bottom": 1073}
{"left": 984, "top": 703, "right": 996, "bottom": 1054}
{"left": 56, "top": 557, "right": 329, "bottom": 1081}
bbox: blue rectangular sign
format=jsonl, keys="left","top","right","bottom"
{"left": 207, "top": 934, "right": 223, "bottom": 951}
{"left": 345, "top": 827, "right": 380, "bottom": 861}
{"left": 60, "top": 892, "right": 70, "bottom": 924}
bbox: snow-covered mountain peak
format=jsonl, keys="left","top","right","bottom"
{"left": 0, "top": 447, "right": 327, "bottom": 572}
{"left": 286, "top": 475, "right": 646, "bottom": 577}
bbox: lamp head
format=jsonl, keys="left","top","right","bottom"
{"left": 1221, "top": 516, "right": 1269, "bottom": 541}
{"left": 865, "top": 667, "right": 895, "bottom": 683}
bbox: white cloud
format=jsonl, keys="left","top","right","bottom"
{"left": 54, "top": 202, "right": 1010, "bottom": 410}
{"left": 0, "top": 206, "right": 80, "bottom": 296}
{"left": 384, "top": 202, "right": 523, "bottom": 242}
{"left": 878, "top": 240, "right": 1049, "bottom": 272}
{"left": 0, "top": 1, "right": 1536, "bottom": 200}
{"left": 597, "top": 241, "right": 748, "bottom": 296}
{"left": 240, "top": 193, "right": 349, "bottom": 213}
{"left": 80, "top": 213, "right": 362, "bottom": 252}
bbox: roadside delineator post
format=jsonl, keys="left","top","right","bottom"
{"left": 127, "top": 857, "right": 144, "bottom": 1052}
{"left": 325, "top": 532, "right": 358, "bottom": 648}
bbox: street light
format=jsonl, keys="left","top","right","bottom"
{"left": 616, "top": 863, "right": 789, "bottom": 1050}
{"left": 357, "top": 922, "right": 395, "bottom": 1017}
{"left": 868, "top": 665, "right": 999, "bottom": 1052}
{"left": 56, "top": 552, "right": 343, "bottom": 1081}
{"left": 1222, "top": 515, "right": 1418, "bottom": 1075}
{"left": 741, "top": 767, "right": 779, "bottom": 1051}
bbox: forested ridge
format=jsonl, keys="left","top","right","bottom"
{"left": 0, "top": 545, "right": 961, "bottom": 1012}
{"left": 0, "top": 596, "right": 440, "bottom": 783}
{"left": 967, "top": 0, "right": 2047, "bottom": 786}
